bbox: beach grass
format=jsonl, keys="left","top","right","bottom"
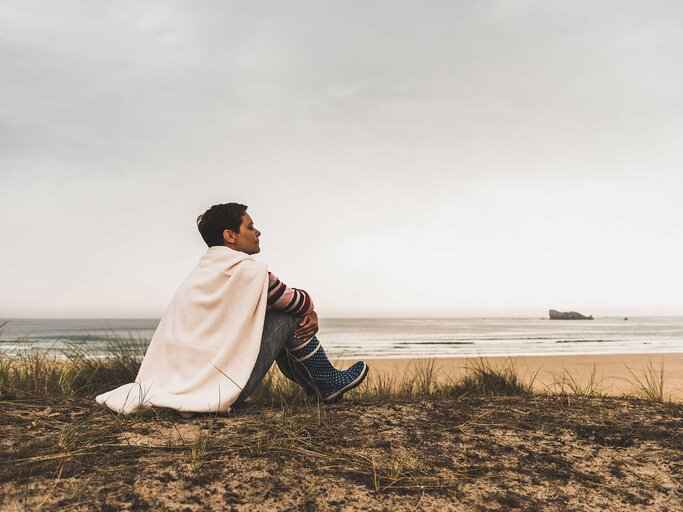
{"left": 546, "top": 363, "right": 608, "bottom": 398}
{"left": 0, "top": 338, "right": 676, "bottom": 404}
{"left": 623, "top": 357, "right": 667, "bottom": 403}
{"left": 1, "top": 340, "right": 682, "bottom": 510}
{"left": 0, "top": 345, "right": 544, "bottom": 403}
{"left": 0, "top": 343, "right": 141, "bottom": 400}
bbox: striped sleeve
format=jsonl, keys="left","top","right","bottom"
{"left": 267, "top": 272, "right": 314, "bottom": 316}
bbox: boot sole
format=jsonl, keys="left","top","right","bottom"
{"left": 322, "top": 363, "right": 369, "bottom": 404}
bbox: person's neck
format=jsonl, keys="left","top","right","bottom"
{"left": 222, "top": 243, "right": 247, "bottom": 254}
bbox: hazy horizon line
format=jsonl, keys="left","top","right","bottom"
{"left": 3, "top": 312, "right": 681, "bottom": 321}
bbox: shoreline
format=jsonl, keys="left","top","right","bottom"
{"left": 341, "top": 352, "right": 683, "bottom": 401}
{"left": 3, "top": 347, "right": 683, "bottom": 360}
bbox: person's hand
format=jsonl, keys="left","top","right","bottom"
{"left": 294, "top": 310, "right": 319, "bottom": 340}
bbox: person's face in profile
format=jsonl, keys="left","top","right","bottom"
{"left": 223, "top": 213, "right": 261, "bottom": 255}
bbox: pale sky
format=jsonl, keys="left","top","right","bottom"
{"left": 1, "top": 1, "right": 682, "bottom": 318}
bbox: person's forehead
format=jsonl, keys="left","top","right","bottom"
{"left": 242, "top": 213, "right": 254, "bottom": 225}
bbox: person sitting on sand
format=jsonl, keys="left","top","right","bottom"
{"left": 96, "top": 202, "right": 369, "bottom": 416}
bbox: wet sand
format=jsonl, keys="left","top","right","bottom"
{"left": 343, "top": 352, "right": 683, "bottom": 401}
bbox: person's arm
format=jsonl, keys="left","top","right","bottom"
{"left": 267, "top": 272, "right": 314, "bottom": 316}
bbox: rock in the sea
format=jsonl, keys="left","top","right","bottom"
{"left": 549, "top": 309, "right": 594, "bottom": 320}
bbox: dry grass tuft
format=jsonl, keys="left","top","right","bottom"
{"left": 624, "top": 357, "right": 669, "bottom": 403}
{"left": 547, "top": 363, "right": 607, "bottom": 398}
{"left": 445, "top": 357, "right": 538, "bottom": 398}
{"left": 0, "top": 337, "right": 143, "bottom": 400}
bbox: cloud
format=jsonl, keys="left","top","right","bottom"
{"left": 1, "top": 1, "right": 682, "bottom": 316}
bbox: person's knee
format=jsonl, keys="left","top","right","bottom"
{"left": 264, "top": 310, "right": 300, "bottom": 337}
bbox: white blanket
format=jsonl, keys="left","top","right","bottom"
{"left": 95, "top": 246, "right": 269, "bottom": 415}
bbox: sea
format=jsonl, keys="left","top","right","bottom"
{"left": 1, "top": 316, "right": 682, "bottom": 360}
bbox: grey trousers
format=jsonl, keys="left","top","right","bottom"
{"left": 233, "top": 308, "right": 300, "bottom": 406}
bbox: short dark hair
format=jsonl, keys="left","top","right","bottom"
{"left": 196, "top": 203, "right": 248, "bottom": 247}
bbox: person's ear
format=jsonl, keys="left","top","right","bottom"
{"left": 223, "top": 229, "right": 236, "bottom": 244}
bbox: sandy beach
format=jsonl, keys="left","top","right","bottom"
{"left": 2, "top": 350, "right": 682, "bottom": 510}
{"left": 348, "top": 352, "right": 683, "bottom": 401}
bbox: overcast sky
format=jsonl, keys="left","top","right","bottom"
{"left": 1, "top": 1, "right": 682, "bottom": 318}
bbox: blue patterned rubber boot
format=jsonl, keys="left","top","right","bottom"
{"left": 281, "top": 336, "right": 369, "bottom": 403}
{"left": 275, "top": 347, "right": 318, "bottom": 398}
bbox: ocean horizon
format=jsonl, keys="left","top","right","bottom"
{"left": 2, "top": 316, "right": 682, "bottom": 360}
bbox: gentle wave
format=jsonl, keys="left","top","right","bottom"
{"left": 1, "top": 316, "right": 683, "bottom": 359}
{"left": 554, "top": 339, "right": 620, "bottom": 343}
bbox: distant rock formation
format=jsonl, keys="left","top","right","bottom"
{"left": 549, "top": 309, "right": 594, "bottom": 320}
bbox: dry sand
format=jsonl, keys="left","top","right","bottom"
{"left": 2, "top": 352, "right": 682, "bottom": 510}
{"left": 342, "top": 352, "right": 683, "bottom": 401}
{"left": 2, "top": 394, "right": 681, "bottom": 511}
